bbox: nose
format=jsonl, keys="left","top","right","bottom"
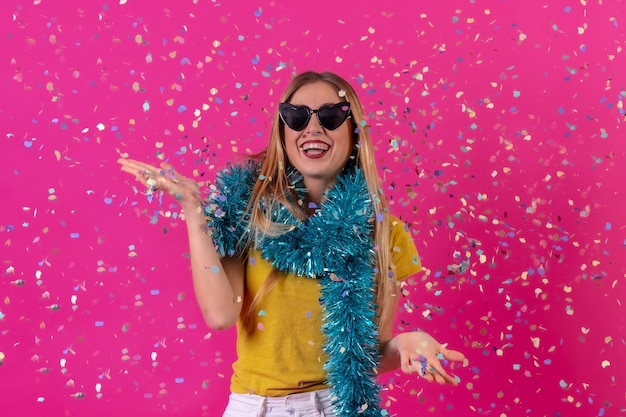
{"left": 305, "top": 111, "right": 322, "bottom": 134}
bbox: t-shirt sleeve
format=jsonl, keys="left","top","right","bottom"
{"left": 389, "top": 215, "right": 422, "bottom": 282}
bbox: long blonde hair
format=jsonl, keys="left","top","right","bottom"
{"left": 242, "top": 71, "right": 396, "bottom": 337}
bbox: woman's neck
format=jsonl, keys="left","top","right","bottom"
{"left": 303, "top": 177, "right": 335, "bottom": 214}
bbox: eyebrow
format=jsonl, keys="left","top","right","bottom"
{"left": 287, "top": 102, "right": 340, "bottom": 107}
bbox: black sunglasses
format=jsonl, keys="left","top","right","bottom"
{"left": 278, "top": 101, "right": 351, "bottom": 131}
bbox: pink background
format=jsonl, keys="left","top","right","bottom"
{"left": 1, "top": 0, "right": 625, "bottom": 416}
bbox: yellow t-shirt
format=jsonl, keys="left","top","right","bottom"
{"left": 230, "top": 215, "right": 421, "bottom": 396}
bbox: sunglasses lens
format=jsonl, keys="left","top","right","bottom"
{"left": 279, "top": 104, "right": 310, "bottom": 131}
{"left": 318, "top": 102, "right": 350, "bottom": 130}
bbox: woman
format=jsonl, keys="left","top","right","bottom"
{"left": 119, "top": 71, "right": 465, "bottom": 417}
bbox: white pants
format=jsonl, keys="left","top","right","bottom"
{"left": 222, "top": 389, "right": 335, "bottom": 417}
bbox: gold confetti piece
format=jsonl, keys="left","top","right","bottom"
{"left": 531, "top": 337, "right": 540, "bottom": 348}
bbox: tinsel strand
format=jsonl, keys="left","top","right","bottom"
{"left": 204, "top": 163, "right": 382, "bottom": 416}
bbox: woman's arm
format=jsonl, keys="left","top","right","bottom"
{"left": 118, "top": 158, "right": 245, "bottom": 330}
{"left": 183, "top": 201, "right": 245, "bottom": 330}
{"left": 377, "top": 286, "right": 402, "bottom": 373}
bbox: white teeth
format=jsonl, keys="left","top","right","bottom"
{"left": 301, "top": 143, "right": 329, "bottom": 151}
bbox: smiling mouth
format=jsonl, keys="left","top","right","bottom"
{"left": 300, "top": 142, "right": 330, "bottom": 156}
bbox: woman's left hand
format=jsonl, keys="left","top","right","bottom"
{"left": 390, "top": 331, "right": 466, "bottom": 385}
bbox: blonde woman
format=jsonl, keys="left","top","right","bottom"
{"left": 119, "top": 71, "right": 465, "bottom": 417}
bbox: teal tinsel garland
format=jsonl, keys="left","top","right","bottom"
{"left": 204, "top": 161, "right": 258, "bottom": 257}
{"left": 204, "top": 162, "right": 382, "bottom": 417}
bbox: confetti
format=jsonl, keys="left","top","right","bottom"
{"left": 1, "top": 1, "right": 622, "bottom": 416}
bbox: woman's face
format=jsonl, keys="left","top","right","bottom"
{"left": 282, "top": 81, "right": 354, "bottom": 190}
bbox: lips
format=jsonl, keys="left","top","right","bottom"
{"left": 299, "top": 141, "right": 330, "bottom": 158}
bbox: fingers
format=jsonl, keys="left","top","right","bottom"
{"left": 118, "top": 158, "right": 203, "bottom": 208}
{"left": 118, "top": 158, "right": 181, "bottom": 192}
{"left": 418, "top": 357, "right": 456, "bottom": 385}
{"left": 429, "top": 360, "right": 458, "bottom": 385}
{"left": 159, "top": 161, "right": 181, "bottom": 183}
{"left": 404, "top": 348, "right": 463, "bottom": 386}
{"left": 406, "top": 355, "right": 427, "bottom": 376}
{"left": 440, "top": 344, "right": 466, "bottom": 362}
{"left": 431, "top": 347, "right": 464, "bottom": 385}
{"left": 118, "top": 159, "right": 157, "bottom": 185}
{"left": 118, "top": 158, "right": 159, "bottom": 175}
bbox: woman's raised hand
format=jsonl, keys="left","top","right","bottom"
{"left": 393, "top": 331, "right": 466, "bottom": 385}
{"left": 117, "top": 158, "right": 201, "bottom": 209}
